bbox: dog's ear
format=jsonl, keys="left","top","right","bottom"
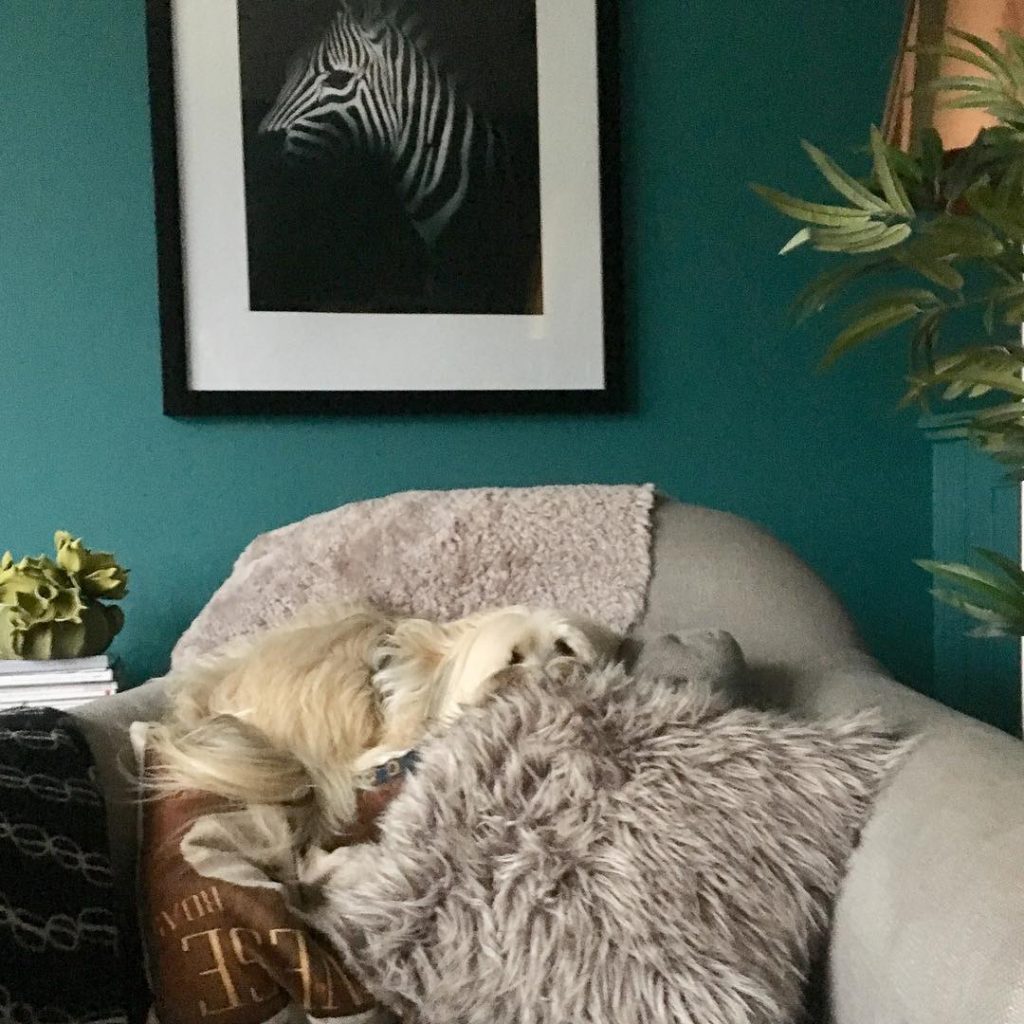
{"left": 372, "top": 618, "right": 453, "bottom": 702}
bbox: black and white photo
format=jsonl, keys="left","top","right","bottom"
{"left": 147, "top": 0, "right": 621, "bottom": 414}
{"left": 239, "top": 0, "right": 544, "bottom": 316}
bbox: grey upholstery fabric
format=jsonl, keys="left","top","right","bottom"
{"left": 71, "top": 677, "right": 167, "bottom": 904}
{"left": 795, "top": 661, "right": 1024, "bottom": 1024}
{"left": 640, "top": 497, "right": 1024, "bottom": 1024}
{"left": 71, "top": 494, "right": 1024, "bottom": 1023}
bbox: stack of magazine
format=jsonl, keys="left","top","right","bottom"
{"left": 0, "top": 655, "right": 117, "bottom": 711}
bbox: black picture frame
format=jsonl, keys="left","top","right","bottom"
{"left": 145, "top": 0, "right": 623, "bottom": 416}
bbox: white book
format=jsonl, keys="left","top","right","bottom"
{"left": 0, "top": 695, "right": 103, "bottom": 710}
{"left": 0, "top": 668, "right": 114, "bottom": 686}
{"left": 0, "top": 681, "right": 116, "bottom": 703}
{"left": 0, "top": 656, "right": 110, "bottom": 677}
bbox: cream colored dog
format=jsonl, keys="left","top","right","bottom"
{"left": 145, "top": 603, "right": 618, "bottom": 844}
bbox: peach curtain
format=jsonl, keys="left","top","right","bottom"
{"left": 884, "top": 0, "right": 1024, "bottom": 150}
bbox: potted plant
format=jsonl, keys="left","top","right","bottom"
{"left": 0, "top": 533, "right": 129, "bottom": 659}
{"left": 755, "top": 27, "right": 1024, "bottom": 638}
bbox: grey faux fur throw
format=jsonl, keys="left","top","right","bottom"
{"left": 172, "top": 484, "right": 655, "bottom": 668}
{"left": 185, "top": 665, "right": 909, "bottom": 1024}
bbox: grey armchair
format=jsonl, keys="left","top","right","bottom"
{"left": 71, "top": 497, "right": 1024, "bottom": 1023}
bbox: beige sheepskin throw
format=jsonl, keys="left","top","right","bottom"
{"left": 185, "top": 664, "right": 909, "bottom": 1024}
{"left": 172, "top": 484, "right": 655, "bottom": 668}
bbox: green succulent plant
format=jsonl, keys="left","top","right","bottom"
{"left": 54, "top": 531, "right": 129, "bottom": 599}
{"left": 0, "top": 533, "right": 128, "bottom": 660}
{"left": 755, "top": 27, "right": 1024, "bottom": 640}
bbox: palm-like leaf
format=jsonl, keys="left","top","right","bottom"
{"left": 906, "top": 346, "right": 1024, "bottom": 402}
{"left": 800, "top": 140, "right": 892, "bottom": 212}
{"left": 918, "top": 552, "right": 1024, "bottom": 636}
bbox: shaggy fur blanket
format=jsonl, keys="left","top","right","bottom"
{"left": 172, "top": 485, "right": 655, "bottom": 669}
{"left": 184, "top": 665, "right": 909, "bottom": 1024}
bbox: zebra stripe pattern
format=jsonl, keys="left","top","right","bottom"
{"left": 259, "top": 2, "right": 502, "bottom": 247}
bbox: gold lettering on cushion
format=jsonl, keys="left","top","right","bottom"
{"left": 229, "top": 928, "right": 276, "bottom": 1005}
{"left": 158, "top": 886, "right": 224, "bottom": 937}
{"left": 181, "top": 928, "right": 244, "bottom": 1016}
{"left": 270, "top": 929, "right": 313, "bottom": 1010}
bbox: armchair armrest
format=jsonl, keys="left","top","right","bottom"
{"left": 795, "top": 659, "right": 1024, "bottom": 1024}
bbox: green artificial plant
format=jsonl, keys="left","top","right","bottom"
{"left": 755, "top": 27, "right": 1024, "bottom": 639}
{"left": 0, "top": 532, "right": 129, "bottom": 659}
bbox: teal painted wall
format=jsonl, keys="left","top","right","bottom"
{"left": 1, "top": 1, "right": 935, "bottom": 691}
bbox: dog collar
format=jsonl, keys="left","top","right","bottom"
{"left": 365, "top": 749, "right": 420, "bottom": 788}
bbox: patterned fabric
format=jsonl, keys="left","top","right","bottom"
{"left": 0, "top": 706, "right": 128, "bottom": 1024}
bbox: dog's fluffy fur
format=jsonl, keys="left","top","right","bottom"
{"left": 145, "top": 603, "right": 617, "bottom": 843}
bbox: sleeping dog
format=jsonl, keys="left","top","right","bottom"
{"left": 144, "top": 602, "right": 619, "bottom": 845}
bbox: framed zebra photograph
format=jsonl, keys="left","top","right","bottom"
{"left": 146, "top": 0, "right": 622, "bottom": 415}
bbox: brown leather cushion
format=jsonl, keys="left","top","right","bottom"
{"left": 139, "top": 758, "right": 402, "bottom": 1023}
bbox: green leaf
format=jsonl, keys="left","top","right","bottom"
{"left": 895, "top": 252, "right": 965, "bottom": 290}
{"left": 978, "top": 547, "right": 1024, "bottom": 588}
{"left": 869, "top": 126, "right": 914, "bottom": 216}
{"left": 930, "top": 74, "right": 999, "bottom": 92}
{"left": 944, "top": 97, "right": 1024, "bottom": 122}
{"left": 917, "top": 558, "right": 1022, "bottom": 599}
{"left": 885, "top": 143, "right": 926, "bottom": 183}
{"left": 940, "top": 94, "right": 1005, "bottom": 110}
{"left": 989, "top": 282, "right": 1024, "bottom": 325}
{"left": 995, "top": 154, "right": 1024, "bottom": 204}
{"left": 913, "top": 346, "right": 1024, "bottom": 399}
{"left": 971, "top": 403, "right": 1024, "bottom": 425}
{"left": 807, "top": 222, "right": 896, "bottom": 251}
{"left": 917, "top": 559, "right": 1024, "bottom": 625}
{"left": 1003, "top": 297, "right": 1024, "bottom": 324}
{"left": 750, "top": 184, "right": 875, "bottom": 227}
{"left": 929, "top": 588, "right": 1024, "bottom": 635}
{"left": 789, "top": 259, "right": 889, "bottom": 322}
{"left": 778, "top": 227, "right": 811, "bottom": 254}
{"left": 854, "top": 288, "right": 941, "bottom": 315}
{"left": 909, "top": 308, "right": 943, "bottom": 376}
{"left": 800, "top": 140, "right": 891, "bottom": 212}
{"left": 920, "top": 42, "right": 1007, "bottom": 81}
{"left": 827, "top": 222, "right": 912, "bottom": 253}
{"left": 990, "top": 281, "right": 1024, "bottom": 303}
{"left": 965, "top": 182, "right": 1024, "bottom": 238}
{"left": 821, "top": 302, "right": 921, "bottom": 368}
{"left": 1000, "top": 29, "right": 1024, "bottom": 83}
{"left": 915, "top": 215, "right": 1004, "bottom": 259}
{"left": 948, "top": 28, "right": 1023, "bottom": 90}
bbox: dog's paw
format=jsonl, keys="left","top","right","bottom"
{"left": 628, "top": 629, "right": 747, "bottom": 703}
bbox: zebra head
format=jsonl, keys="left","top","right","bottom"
{"left": 258, "top": 0, "right": 500, "bottom": 248}
{"left": 258, "top": 1, "right": 399, "bottom": 161}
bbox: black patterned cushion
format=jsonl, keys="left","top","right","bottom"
{"left": 0, "top": 705, "right": 128, "bottom": 1023}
